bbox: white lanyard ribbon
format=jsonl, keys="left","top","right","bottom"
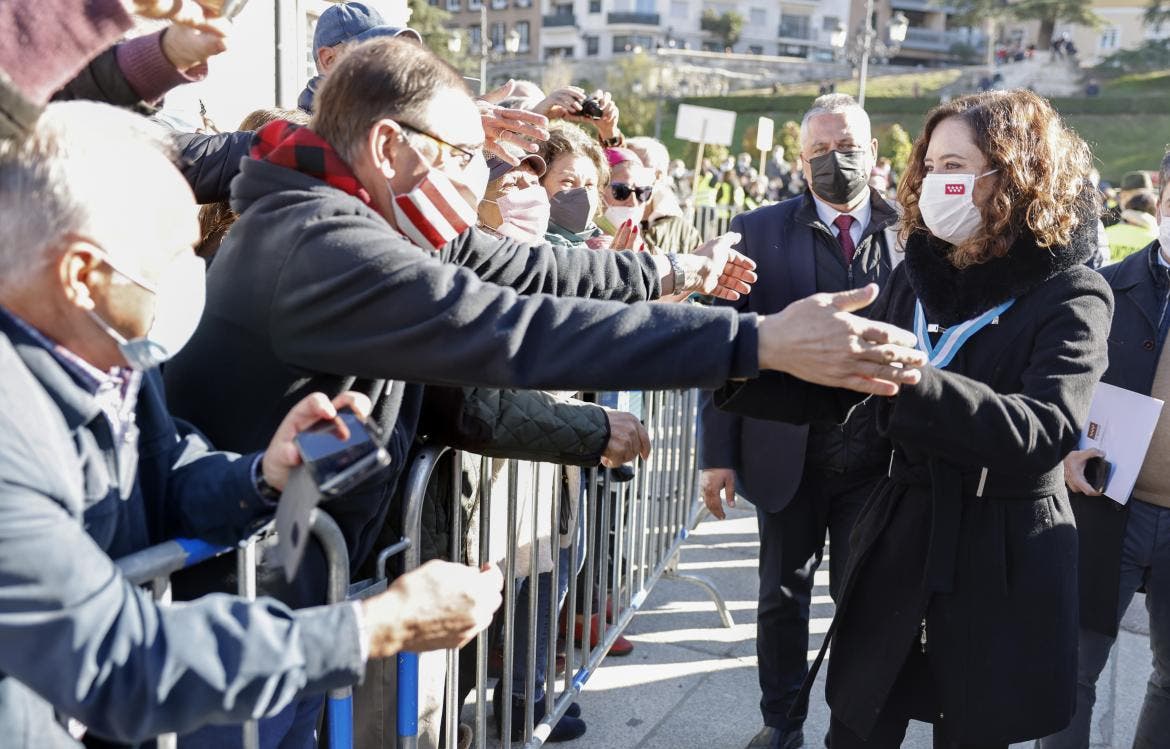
{"left": 913, "top": 298, "right": 1015, "bottom": 369}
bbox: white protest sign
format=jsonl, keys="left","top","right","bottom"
{"left": 674, "top": 104, "right": 737, "bottom": 147}
{"left": 755, "top": 116, "right": 774, "bottom": 152}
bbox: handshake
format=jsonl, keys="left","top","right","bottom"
{"left": 678, "top": 232, "right": 926, "bottom": 396}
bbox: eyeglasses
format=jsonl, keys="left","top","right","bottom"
{"left": 610, "top": 182, "right": 654, "bottom": 203}
{"left": 399, "top": 122, "right": 481, "bottom": 170}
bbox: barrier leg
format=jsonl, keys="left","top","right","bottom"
{"left": 238, "top": 535, "right": 260, "bottom": 749}
{"left": 397, "top": 651, "right": 420, "bottom": 749}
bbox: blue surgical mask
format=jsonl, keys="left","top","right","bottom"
{"left": 87, "top": 252, "right": 207, "bottom": 370}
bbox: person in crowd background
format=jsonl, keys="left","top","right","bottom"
{"left": 1104, "top": 189, "right": 1159, "bottom": 261}
{"left": 599, "top": 147, "right": 656, "bottom": 247}
{"left": 0, "top": 100, "right": 503, "bottom": 748}
{"left": 713, "top": 89, "right": 1112, "bottom": 748}
{"left": 627, "top": 136, "right": 704, "bottom": 255}
{"left": 1038, "top": 153, "right": 1170, "bottom": 748}
{"left": 700, "top": 94, "right": 901, "bottom": 749}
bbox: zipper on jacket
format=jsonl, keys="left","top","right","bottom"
{"left": 919, "top": 617, "right": 928, "bottom": 653}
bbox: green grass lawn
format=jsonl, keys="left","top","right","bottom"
{"left": 1097, "top": 70, "right": 1170, "bottom": 96}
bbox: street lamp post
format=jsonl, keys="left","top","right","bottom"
{"left": 831, "top": 8, "right": 907, "bottom": 107}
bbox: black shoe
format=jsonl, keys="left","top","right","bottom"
{"left": 493, "top": 689, "right": 586, "bottom": 743}
{"left": 746, "top": 726, "right": 804, "bottom": 749}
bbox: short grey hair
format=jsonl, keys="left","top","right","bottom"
{"left": 0, "top": 102, "right": 176, "bottom": 290}
{"left": 799, "top": 93, "right": 871, "bottom": 150}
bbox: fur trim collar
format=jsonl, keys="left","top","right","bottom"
{"left": 903, "top": 189, "right": 1099, "bottom": 326}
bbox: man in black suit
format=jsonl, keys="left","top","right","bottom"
{"left": 698, "top": 94, "right": 899, "bottom": 749}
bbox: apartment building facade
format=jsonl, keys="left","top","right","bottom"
{"left": 538, "top": 0, "right": 853, "bottom": 63}
{"left": 433, "top": 0, "right": 543, "bottom": 63}
{"left": 849, "top": 0, "right": 986, "bottom": 64}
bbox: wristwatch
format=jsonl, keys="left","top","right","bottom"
{"left": 666, "top": 253, "right": 685, "bottom": 295}
{"left": 600, "top": 133, "right": 624, "bottom": 148}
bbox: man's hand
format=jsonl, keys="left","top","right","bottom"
{"left": 668, "top": 232, "right": 757, "bottom": 300}
{"left": 363, "top": 561, "right": 504, "bottom": 657}
{"left": 260, "top": 391, "right": 372, "bottom": 492}
{"left": 602, "top": 410, "right": 651, "bottom": 467}
{"left": 700, "top": 468, "right": 737, "bottom": 520}
{"left": 161, "top": 21, "right": 229, "bottom": 72}
{"left": 760, "top": 285, "right": 927, "bottom": 397}
{"left": 532, "top": 86, "right": 587, "bottom": 119}
{"left": 1064, "top": 448, "right": 1105, "bottom": 496}
{"left": 476, "top": 81, "right": 550, "bottom": 166}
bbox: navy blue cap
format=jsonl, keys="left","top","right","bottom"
{"left": 313, "top": 3, "right": 422, "bottom": 55}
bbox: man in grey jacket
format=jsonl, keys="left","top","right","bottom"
{"left": 0, "top": 101, "right": 503, "bottom": 747}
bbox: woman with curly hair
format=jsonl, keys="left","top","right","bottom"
{"left": 713, "top": 89, "right": 1113, "bottom": 747}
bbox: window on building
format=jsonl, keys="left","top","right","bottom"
{"left": 749, "top": 44, "right": 763, "bottom": 54}
{"left": 1099, "top": 27, "right": 1119, "bottom": 50}
{"left": 670, "top": 0, "right": 687, "bottom": 18}
{"left": 515, "top": 21, "right": 530, "bottom": 51}
{"left": 492, "top": 0, "right": 507, "bottom": 8}
{"left": 749, "top": 7, "right": 766, "bottom": 27}
{"left": 446, "top": 0, "right": 461, "bottom": 10}
{"left": 468, "top": 0, "right": 482, "bottom": 7}
{"left": 822, "top": 15, "right": 839, "bottom": 32}
{"left": 635, "top": 0, "right": 655, "bottom": 11}
{"left": 613, "top": 34, "right": 654, "bottom": 52}
{"left": 491, "top": 22, "right": 506, "bottom": 50}
{"left": 514, "top": 0, "right": 532, "bottom": 6}
{"left": 469, "top": 24, "right": 482, "bottom": 50}
{"left": 585, "top": 35, "right": 600, "bottom": 55}
{"left": 544, "top": 46, "right": 575, "bottom": 59}
{"left": 778, "top": 14, "right": 810, "bottom": 40}
{"left": 590, "top": 0, "right": 602, "bottom": 11}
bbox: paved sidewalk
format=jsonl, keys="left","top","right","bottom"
{"left": 545, "top": 501, "right": 1154, "bottom": 749}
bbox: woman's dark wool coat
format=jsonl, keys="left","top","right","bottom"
{"left": 716, "top": 199, "right": 1113, "bottom": 743}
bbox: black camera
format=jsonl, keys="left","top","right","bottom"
{"left": 578, "top": 97, "right": 605, "bottom": 119}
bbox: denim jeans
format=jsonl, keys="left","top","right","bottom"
{"left": 178, "top": 694, "right": 325, "bottom": 749}
{"left": 511, "top": 523, "right": 584, "bottom": 701}
{"left": 1037, "top": 498, "right": 1170, "bottom": 748}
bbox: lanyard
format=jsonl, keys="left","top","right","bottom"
{"left": 913, "top": 298, "right": 1015, "bottom": 369}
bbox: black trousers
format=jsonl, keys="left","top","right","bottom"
{"left": 755, "top": 465, "right": 874, "bottom": 732}
{"left": 827, "top": 646, "right": 1008, "bottom": 749}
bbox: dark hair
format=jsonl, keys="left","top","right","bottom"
{"left": 897, "top": 89, "right": 1092, "bottom": 268}
{"left": 197, "top": 107, "right": 310, "bottom": 260}
{"left": 537, "top": 122, "right": 608, "bottom": 187}
{"left": 1125, "top": 189, "right": 1157, "bottom": 216}
{"left": 312, "top": 38, "right": 467, "bottom": 162}
{"left": 1161, "top": 148, "right": 1170, "bottom": 199}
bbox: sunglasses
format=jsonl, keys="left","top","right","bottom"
{"left": 610, "top": 182, "right": 654, "bottom": 203}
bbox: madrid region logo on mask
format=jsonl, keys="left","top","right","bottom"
{"left": 944, "top": 183, "right": 966, "bottom": 196}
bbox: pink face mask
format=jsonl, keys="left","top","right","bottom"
{"left": 490, "top": 185, "right": 551, "bottom": 244}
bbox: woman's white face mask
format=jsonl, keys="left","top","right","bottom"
{"left": 918, "top": 170, "right": 998, "bottom": 245}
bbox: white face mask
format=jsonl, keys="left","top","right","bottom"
{"left": 918, "top": 170, "right": 998, "bottom": 245}
{"left": 87, "top": 252, "right": 207, "bottom": 370}
{"left": 604, "top": 204, "right": 644, "bottom": 230}
{"left": 1159, "top": 217, "right": 1170, "bottom": 260}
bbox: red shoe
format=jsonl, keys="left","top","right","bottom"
{"left": 573, "top": 614, "right": 635, "bottom": 656}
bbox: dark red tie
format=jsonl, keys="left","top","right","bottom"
{"left": 834, "top": 214, "right": 856, "bottom": 265}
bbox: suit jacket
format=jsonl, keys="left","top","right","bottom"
{"left": 1074, "top": 241, "right": 1170, "bottom": 636}
{"left": 697, "top": 190, "right": 898, "bottom": 512}
{"left": 0, "top": 312, "right": 364, "bottom": 747}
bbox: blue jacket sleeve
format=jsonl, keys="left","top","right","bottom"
{"left": 0, "top": 476, "right": 365, "bottom": 743}
{"left": 174, "top": 130, "right": 253, "bottom": 204}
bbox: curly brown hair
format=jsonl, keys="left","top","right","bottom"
{"left": 897, "top": 89, "right": 1093, "bottom": 268}
{"left": 536, "top": 121, "right": 609, "bottom": 188}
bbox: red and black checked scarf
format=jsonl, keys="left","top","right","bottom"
{"left": 251, "top": 120, "right": 373, "bottom": 207}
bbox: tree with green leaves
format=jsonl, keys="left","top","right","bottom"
{"left": 955, "top": 0, "right": 1098, "bottom": 50}
{"left": 408, "top": 0, "right": 475, "bottom": 75}
{"left": 700, "top": 9, "right": 745, "bottom": 50}
{"left": 881, "top": 124, "right": 913, "bottom": 174}
{"left": 778, "top": 120, "right": 801, "bottom": 163}
{"left": 604, "top": 51, "right": 659, "bottom": 137}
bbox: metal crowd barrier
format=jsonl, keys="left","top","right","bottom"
{"left": 115, "top": 511, "right": 358, "bottom": 749}
{"left": 692, "top": 204, "right": 745, "bottom": 242}
{"left": 394, "top": 388, "right": 732, "bottom": 749}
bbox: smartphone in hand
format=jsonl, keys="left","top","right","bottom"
{"left": 1084, "top": 456, "right": 1113, "bottom": 494}
{"left": 294, "top": 406, "right": 391, "bottom": 497}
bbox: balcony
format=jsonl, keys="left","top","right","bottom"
{"left": 607, "top": 11, "right": 660, "bottom": 25}
{"left": 891, "top": 0, "right": 958, "bottom": 13}
{"left": 777, "top": 24, "right": 817, "bottom": 42}
{"left": 902, "top": 26, "right": 985, "bottom": 51}
{"left": 543, "top": 12, "right": 576, "bottom": 27}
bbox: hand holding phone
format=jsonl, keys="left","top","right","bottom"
{"left": 294, "top": 406, "right": 391, "bottom": 497}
